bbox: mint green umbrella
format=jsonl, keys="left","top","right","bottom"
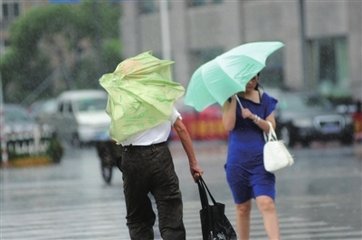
{"left": 99, "top": 51, "right": 184, "bottom": 143}
{"left": 185, "top": 41, "right": 284, "bottom": 111}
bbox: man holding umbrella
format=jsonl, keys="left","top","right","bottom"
{"left": 99, "top": 51, "right": 203, "bottom": 240}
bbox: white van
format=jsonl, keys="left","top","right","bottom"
{"left": 54, "top": 89, "right": 110, "bottom": 146}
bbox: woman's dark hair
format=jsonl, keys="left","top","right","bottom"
{"left": 254, "top": 72, "right": 261, "bottom": 90}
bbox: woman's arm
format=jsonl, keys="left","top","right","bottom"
{"left": 255, "top": 112, "right": 276, "bottom": 132}
{"left": 242, "top": 108, "right": 276, "bottom": 133}
{"left": 222, "top": 96, "right": 237, "bottom": 131}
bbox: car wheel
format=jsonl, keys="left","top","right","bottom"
{"left": 341, "top": 134, "right": 354, "bottom": 145}
{"left": 280, "top": 126, "right": 295, "bottom": 147}
{"left": 301, "top": 139, "right": 310, "bottom": 147}
{"left": 48, "top": 136, "right": 64, "bottom": 163}
{"left": 71, "top": 133, "right": 82, "bottom": 148}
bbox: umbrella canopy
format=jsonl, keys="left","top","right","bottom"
{"left": 99, "top": 51, "right": 184, "bottom": 143}
{"left": 185, "top": 41, "right": 284, "bottom": 111}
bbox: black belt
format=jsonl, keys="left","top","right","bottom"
{"left": 121, "top": 141, "right": 167, "bottom": 151}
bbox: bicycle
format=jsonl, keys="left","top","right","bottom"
{"left": 95, "top": 132, "right": 122, "bottom": 184}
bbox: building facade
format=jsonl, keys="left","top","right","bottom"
{"left": 120, "top": 0, "right": 362, "bottom": 101}
{"left": 0, "top": 0, "right": 83, "bottom": 56}
{"left": 1, "top": 0, "right": 49, "bottom": 55}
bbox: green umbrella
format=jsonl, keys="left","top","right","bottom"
{"left": 185, "top": 41, "right": 284, "bottom": 111}
{"left": 99, "top": 51, "right": 184, "bottom": 143}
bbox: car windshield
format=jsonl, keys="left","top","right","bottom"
{"left": 77, "top": 97, "right": 107, "bottom": 112}
{"left": 41, "top": 100, "right": 58, "bottom": 113}
{"left": 5, "top": 106, "right": 32, "bottom": 123}
{"left": 279, "top": 94, "right": 331, "bottom": 111}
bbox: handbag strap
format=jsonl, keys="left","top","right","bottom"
{"left": 197, "top": 176, "right": 217, "bottom": 207}
{"left": 197, "top": 177, "right": 209, "bottom": 208}
{"left": 201, "top": 177, "right": 217, "bottom": 205}
{"left": 264, "top": 121, "right": 278, "bottom": 141}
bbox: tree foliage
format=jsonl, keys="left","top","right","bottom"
{"left": 0, "top": 0, "right": 121, "bottom": 104}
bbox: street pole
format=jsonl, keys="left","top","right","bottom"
{"left": 0, "top": 72, "right": 8, "bottom": 164}
{"left": 159, "top": 0, "right": 171, "bottom": 60}
{"left": 299, "top": 0, "right": 307, "bottom": 90}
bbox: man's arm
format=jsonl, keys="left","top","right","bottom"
{"left": 173, "top": 117, "right": 203, "bottom": 181}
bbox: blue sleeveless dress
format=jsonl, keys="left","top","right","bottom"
{"left": 225, "top": 92, "right": 278, "bottom": 204}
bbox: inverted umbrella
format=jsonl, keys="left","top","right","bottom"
{"left": 185, "top": 41, "right": 284, "bottom": 111}
{"left": 99, "top": 51, "right": 184, "bottom": 143}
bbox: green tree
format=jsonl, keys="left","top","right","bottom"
{"left": 0, "top": 0, "right": 121, "bottom": 104}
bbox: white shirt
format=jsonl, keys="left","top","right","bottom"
{"left": 120, "top": 107, "right": 181, "bottom": 146}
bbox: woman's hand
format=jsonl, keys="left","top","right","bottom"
{"left": 241, "top": 107, "right": 254, "bottom": 119}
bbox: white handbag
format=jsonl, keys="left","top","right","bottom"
{"left": 263, "top": 121, "right": 294, "bottom": 172}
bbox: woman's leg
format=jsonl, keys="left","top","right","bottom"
{"left": 255, "top": 196, "right": 280, "bottom": 240}
{"left": 235, "top": 200, "right": 252, "bottom": 240}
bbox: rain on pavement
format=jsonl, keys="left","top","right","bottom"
{"left": 1, "top": 141, "right": 361, "bottom": 240}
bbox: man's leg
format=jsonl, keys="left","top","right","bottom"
{"left": 151, "top": 146, "right": 186, "bottom": 240}
{"left": 122, "top": 150, "right": 155, "bottom": 239}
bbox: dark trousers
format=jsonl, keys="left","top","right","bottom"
{"left": 120, "top": 142, "right": 186, "bottom": 240}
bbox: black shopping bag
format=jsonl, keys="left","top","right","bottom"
{"left": 197, "top": 177, "right": 237, "bottom": 240}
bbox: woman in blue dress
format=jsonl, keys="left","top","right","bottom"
{"left": 222, "top": 73, "right": 280, "bottom": 239}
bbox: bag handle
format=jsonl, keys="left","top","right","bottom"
{"left": 264, "top": 121, "right": 278, "bottom": 142}
{"left": 197, "top": 177, "right": 209, "bottom": 208}
{"left": 201, "top": 177, "right": 217, "bottom": 205}
{"left": 197, "top": 176, "right": 217, "bottom": 208}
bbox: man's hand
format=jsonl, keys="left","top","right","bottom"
{"left": 190, "top": 164, "right": 203, "bottom": 182}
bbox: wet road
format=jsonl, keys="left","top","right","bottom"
{"left": 1, "top": 141, "right": 361, "bottom": 239}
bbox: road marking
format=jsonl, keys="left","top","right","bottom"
{"left": 2, "top": 199, "right": 362, "bottom": 240}
{"left": 2, "top": 196, "right": 362, "bottom": 239}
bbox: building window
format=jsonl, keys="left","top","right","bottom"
{"left": 2, "top": 3, "right": 20, "bottom": 19}
{"left": 187, "top": 0, "right": 223, "bottom": 8}
{"left": 308, "top": 37, "right": 349, "bottom": 97}
{"left": 319, "top": 39, "right": 337, "bottom": 84}
{"left": 13, "top": 3, "right": 19, "bottom": 16}
{"left": 188, "top": 0, "right": 206, "bottom": 7}
{"left": 189, "top": 47, "right": 224, "bottom": 75}
{"left": 2, "top": 3, "right": 9, "bottom": 17}
{"left": 138, "top": 0, "right": 157, "bottom": 14}
{"left": 260, "top": 50, "right": 284, "bottom": 88}
{"left": 137, "top": 0, "right": 172, "bottom": 15}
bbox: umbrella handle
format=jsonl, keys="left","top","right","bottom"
{"left": 235, "top": 95, "right": 244, "bottom": 109}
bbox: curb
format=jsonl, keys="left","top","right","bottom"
{"left": 0, "top": 156, "right": 52, "bottom": 168}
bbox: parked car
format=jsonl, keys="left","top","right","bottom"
{"left": 29, "top": 98, "right": 58, "bottom": 131}
{"left": 267, "top": 89, "right": 354, "bottom": 147}
{"left": 52, "top": 89, "right": 110, "bottom": 147}
{"left": 1, "top": 104, "right": 63, "bottom": 163}
{"left": 2, "top": 103, "right": 40, "bottom": 140}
